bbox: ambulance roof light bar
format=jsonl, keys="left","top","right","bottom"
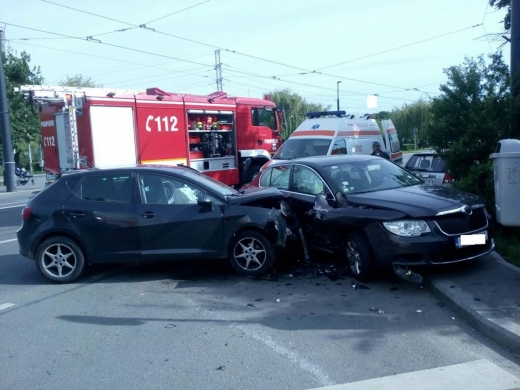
{"left": 306, "top": 110, "right": 346, "bottom": 119}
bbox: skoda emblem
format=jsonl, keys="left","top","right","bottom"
{"left": 462, "top": 205, "right": 473, "bottom": 215}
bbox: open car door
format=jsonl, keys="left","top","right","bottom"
{"left": 381, "top": 119, "right": 403, "bottom": 165}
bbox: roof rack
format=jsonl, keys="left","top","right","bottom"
{"left": 305, "top": 111, "right": 346, "bottom": 118}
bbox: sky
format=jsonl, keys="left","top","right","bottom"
{"left": 0, "top": 0, "right": 510, "bottom": 114}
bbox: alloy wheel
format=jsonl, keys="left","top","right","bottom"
{"left": 346, "top": 239, "right": 361, "bottom": 275}
{"left": 233, "top": 237, "right": 267, "bottom": 271}
{"left": 40, "top": 243, "right": 77, "bottom": 279}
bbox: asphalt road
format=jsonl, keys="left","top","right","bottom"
{"left": 1, "top": 168, "right": 520, "bottom": 389}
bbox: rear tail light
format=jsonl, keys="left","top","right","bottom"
{"left": 22, "top": 207, "right": 33, "bottom": 220}
{"left": 443, "top": 173, "right": 455, "bottom": 184}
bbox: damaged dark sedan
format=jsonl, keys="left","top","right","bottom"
{"left": 243, "top": 155, "right": 495, "bottom": 281}
{"left": 17, "top": 165, "right": 289, "bottom": 283}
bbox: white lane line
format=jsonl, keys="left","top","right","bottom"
{"left": 308, "top": 359, "right": 520, "bottom": 390}
{"left": 0, "top": 189, "right": 40, "bottom": 196}
{"left": 0, "top": 303, "right": 16, "bottom": 311}
{"left": 0, "top": 204, "right": 26, "bottom": 210}
{"left": 0, "top": 201, "right": 30, "bottom": 206}
{"left": 0, "top": 239, "right": 17, "bottom": 244}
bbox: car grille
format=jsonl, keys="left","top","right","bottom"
{"left": 434, "top": 207, "right": 488, "bottom": 235}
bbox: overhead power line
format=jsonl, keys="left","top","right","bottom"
{"left": 313, "top": 24, "right": 483, "bottom": 71}
{"left": 1, "top": 22, "right": 215, "bottom": 69}
{"left": 7, "top": 40, "right": 214, "bottom": 79}
{"left": 37, "top": 1, "right": 428, "bottom": 93}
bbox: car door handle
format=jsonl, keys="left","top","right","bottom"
{"left": 141, "top": 211, "right": 156, "bottom": 218}
{"left": 69, "top": 211, "right": 85, "bottom": 218}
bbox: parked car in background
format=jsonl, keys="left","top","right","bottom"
{"left": 17, "top": 165, "right": 290, "bottom": 283}
{"left": 405, "top": 151, "right": 455, "bottom": 185}
{"left": 243, "top": 155, "right": 494, "bottom": 281}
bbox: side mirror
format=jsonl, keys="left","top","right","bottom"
{"left": 197, "top": 195, "right": 213, "bottom": 211}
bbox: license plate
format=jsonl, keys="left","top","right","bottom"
{"left": 455, "top": 231, "right": 487, "bottom": 248}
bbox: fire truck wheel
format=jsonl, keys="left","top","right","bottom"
{"left": 35, "top": 236, "right": 86, "bottom": 283}
{"left": 229, "top": 230, "right": 275, "bottom": 276}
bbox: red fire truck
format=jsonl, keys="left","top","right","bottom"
{"left": 16, "top": 85, "right": 285, "bottom": 187}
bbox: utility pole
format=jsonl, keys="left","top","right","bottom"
{"left": 511, "top": 0, "right": 520, "bottom": 137}
{"left": 336, "top": 81, "right": 342, "bottom": 111}
{"left": 0, "top": 28, "right": 16, "bottom": 191}
{"left": 0, "top": 28, "right": 5, "bottom": 53}
{"left": 214, "top": 49, "right": 222, "bottom": 92}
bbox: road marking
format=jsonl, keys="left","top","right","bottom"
{"left": 0, "top": 303, "right": 16, "bottom": 311}
{"left": 0, "top": 204, "right": 26, "bottom": 210}
{"left": 0, "top": 239, "right": 17, "bottom": 244}
{"left": 308, "top": 359, "right": 520, "bottom": 390}
{"left": 0, "top": 189, "right": 41, "bottom": 196}
{"left": 0, "top": 200, "right": 31, "bottom": 206}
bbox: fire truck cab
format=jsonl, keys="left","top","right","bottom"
{"left": 17, "top": 86, "right": 285, "bottom": 187}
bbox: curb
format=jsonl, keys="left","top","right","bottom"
{"left": 425, "top": 261, "right": 520, "bottom": 354}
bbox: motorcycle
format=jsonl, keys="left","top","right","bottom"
{"left": 15, "top": 167, "right": 34, "bottom": 186}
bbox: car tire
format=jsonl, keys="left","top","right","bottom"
{"left": 229, "top": 230, "right": 275, "bottom": 276}
{"left": 343, "top": 231, "right": 377, "bottom": 282}
{"left": 35, "top": 236, "right": 86, "bottom": 283}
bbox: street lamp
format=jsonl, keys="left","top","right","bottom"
{"left": 336, "top": 81, "right": 342, "bottom": 111}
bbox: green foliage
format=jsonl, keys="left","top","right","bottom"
{"left": 428, "top": 54, "right": 511, "bottom": 184}
{"left": 489, "top": 0, "right": 511, "bottom": 31}
{"left": 267, "top": 89, "right": 331, "bottom": 140}
{"left": 377, "top": 99, "right": 434, "bottom": 147}
{"left": 59, "top": 74, "right": 101, "bottom": 88}
{"left": 1, "top": 48, "right": 44, "bottom": 163}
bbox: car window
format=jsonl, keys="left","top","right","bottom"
{"left": 388, "top": 132, "right": 401, "bottom": 153}
{"left": 272, "top": 138, "right": 332, "bottom": 160}
{"left": 269, "top": 165, "right": 291, "bottom": 190}
{"left": 406, "top": 154, "right": 446, "bottom": 173}
{"left": 259, "top": 168, "right": 272, "bottom": 187}
{"left": 73, "top": 173, "right": 134, "bottom": 203}
{"left": 290, "top": 165, "right": 326, "bottom": 195}
{"left": 138, "top": 173, "right": 223, "bottom": 205}
{"left": 326, "top": 159, "right": 421, "bottom": 194}
{"left": 331, "top": 139, "right": 347, "bottom": 155}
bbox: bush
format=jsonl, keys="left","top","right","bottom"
{"left": 452, "top": 160, "right": 495, "bottom": 215}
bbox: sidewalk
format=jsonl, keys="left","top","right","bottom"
{"left": 426, "top": 251, "right": 520, "bottom": 354}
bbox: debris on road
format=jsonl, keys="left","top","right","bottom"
{"left": 255, "top": 298, "right": 263, "bottom": 302}
{"left": 276, "top": 299, "right": 281, "bottom": 303}
{"left": 378, "top": 310, "right": 385, "bottom": 315}
{"left": 216, "top": 365, "right": 225, "bottom": 371}
{"left": 352, "top": 283, "right": 370, "bottom": 290}
{"left": 370, "top": 307, "right": 378, "bottom": 312}
{"left": 394, "top": 267, "right": 423, "bottom": 283}
{"left": 247, "top": 303, "right": 255, "bottom": 307}
{"left": 416, "top": 310, "right": 422, "bottom": 313}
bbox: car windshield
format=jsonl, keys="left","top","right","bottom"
{"left": 272, "top": 138, "right": 332, "bottom": 160}
{"left": 406, "top": 154, "right": 446, "bottom": 172}
{"left": 324, "top": 159, "right": 422, "bottom": 194}
{"left": 179, "top": 169, "right": 239, "bottom": 196}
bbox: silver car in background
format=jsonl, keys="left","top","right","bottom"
{"left": 404, "top": 151, "right": 455, "bottom": 185}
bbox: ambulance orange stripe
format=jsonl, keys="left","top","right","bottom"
{"left": 337, "top": 130, "right": 382, "bottom": 136}
{"left": 391, "top": 152, "right": 403, "bottom": 159}
{"left": 387, "top": 128, "right": 397, "bottom": 134}
{"left": 291, "top": 130, "right": 336, "bottom": 136}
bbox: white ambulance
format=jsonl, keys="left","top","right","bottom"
{"left": 254, "top": 111, "right": 403, "bottom": 179}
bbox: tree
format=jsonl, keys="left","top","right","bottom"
{"left": 59, "top": 74, "right": 101, "bottom": 88}
{"left": 428, "top": 53, "right": 511, "bottom": 209}
{"left": 267, "top": 89, "right": 331, "bottom": 140}
{"left": 377, "top": 99, "right": 434, "bottom": 149}
{"left": 489, "top": 0, "right": 511, "bottom": 31}
{"left": 1, "top": 48, "right": 44, "bottom": 167}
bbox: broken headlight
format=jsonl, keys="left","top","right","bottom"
{"left": 382, "top": 220, "right": 431, "bottom": 237}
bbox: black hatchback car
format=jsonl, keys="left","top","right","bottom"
{"left": 243, "top": 155, "right": 494, "bottom": 281}
{"left": 17, "top": 165, "right": 289, "bottom": 283}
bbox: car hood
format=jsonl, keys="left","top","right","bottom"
{"left": 345, "top": 184, "right": 484, "bottom": 218}
{"left": 227, "top": 187, "right": 284, "bottom": 205}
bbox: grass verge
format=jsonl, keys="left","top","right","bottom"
{"left": 494, "top": 227, "right": 520, "bottom": 268}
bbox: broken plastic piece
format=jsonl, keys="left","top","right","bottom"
{"left": 276, "top": 299, "right": 281, "bottom": 303}
{"left": 416, "top": 310, "right": 422, "bottom": 313}
{"left": 352, "top": 283, "right": 370, "bottom": 290}
{"left": 394, "top": 267, "right": 423, "bottom": 283}
{"left": 370, "top": 307, "right": 378, "bottom": 312}
{"left": 378, "top": 310, "right": 384, "bottom": 315}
